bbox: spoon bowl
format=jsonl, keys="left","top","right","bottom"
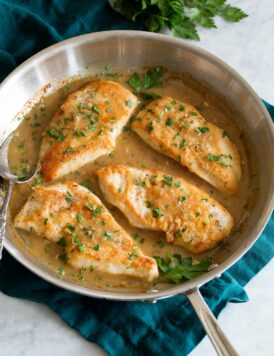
{"left": 0, "top": 133, "right": 36, "bottom": 183}
{"left": 0, "top": 131, "right": 37, "bottom": 259}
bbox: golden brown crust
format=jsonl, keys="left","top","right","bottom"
{"left": 14, "top": 181, "right": 158, "bottom": 281}
{"left": 40, "top": 81, "right": 138, "bottom": 181}
{"left": 132, "top": 96, "right": 241, "bottom": 195}
{"left": 97, "top": 165, "right": 234, "bottom": 253}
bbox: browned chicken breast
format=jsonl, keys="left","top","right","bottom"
{"left": 40, "top": 81, "right": 138, "bottom": 181}
{"left": 13, "top": 181, "right": 158, "bottom": 281}
{"left": 132, "top": 96, "right": 241, "bottom": 195}
{"left": 97, "top": 165, "right": 234, "bottom": 253}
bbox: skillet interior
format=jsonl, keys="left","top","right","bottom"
{"left": 0, "top": 31, "right": 273, "bottom": 301}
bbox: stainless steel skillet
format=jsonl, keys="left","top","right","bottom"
{"left": 0, "top": 31, "right": 273, "bottom": 355}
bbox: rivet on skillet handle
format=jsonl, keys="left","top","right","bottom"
{"left": 186, "top": 288, "right": 238, "bottom": 356}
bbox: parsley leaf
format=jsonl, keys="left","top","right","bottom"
{"left": 128, "top": 66, "right": 163, "bottom": 99}
{"left": 154, "top": 253, "right": 212, "bottom": 284}
{"left": 112, "top": 1, "right": 247, "bottom": 41}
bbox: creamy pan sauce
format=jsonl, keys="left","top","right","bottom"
{"left": 7, "top": 69, "right": 257, "bottom": 292}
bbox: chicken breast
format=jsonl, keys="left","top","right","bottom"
{"left": 14, "top": 181, "right": 158, "bottom": 281}
{"left": 40, "top": 81, "right": 138, "bottom": 181}
{"left": 97, "top": 165, "right": 234, "bottom": 254}
{"left": 132, "top": 96, "right": 241, "bottom": 195}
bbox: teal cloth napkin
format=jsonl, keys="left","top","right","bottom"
{"left": 0, "top": 1, "right": 273, "bottom": 355}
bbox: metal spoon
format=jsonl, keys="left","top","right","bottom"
{"left": 0, "top": 132, "right": 36, "bottom": 259}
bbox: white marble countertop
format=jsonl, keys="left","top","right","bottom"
{"left": 1, "top": 0, "right": 273, "bottom": 355}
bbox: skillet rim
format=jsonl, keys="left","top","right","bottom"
{"left": 2, "top": 30, "right": 274, "bottom": 301}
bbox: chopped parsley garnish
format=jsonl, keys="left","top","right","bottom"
{"left": 175, "top": 229, "right": 184, "bottom": 237}
{"left": 147, "top": 122, "right": 154, "bottom": 133}
{"left": 165, "top": 105, "right": 173, "bottom": 111}
{"left": 174, "top": 182, "right": 181, "bottom": 188}
{"left": 65, "top": 191, "right": 73, "bottom": 203}
{"left": 146, "top": 201, "right": 153, "bottom": 208}
{"left": 17, "top": 142, "right": 24, "bottom": 149}
{"left": 104, "top": 231, "right": 116, "bottom": 239}
{"left": 58, "top": 253, "right": 68, "bottom": 264}
{"left": 178, "top": 196, "right": 186, "bottom": 204}
{"left": 162, "top": 175, "right": 173, "bottom": 187}
{"left": 152, "top": 208, "right": 164, "bottom": 219}
{"left": 196, "top": 127, "right": 209, "bottom": 134}
{"left": 154, "top": 254, "right": 212, "bottom": 284}
{"left": 134, "top": 178, "right": 141, "bottom": 185}
{"left": 48, "top": 128, "right": 65, "bottom": 142}
{"left": 64, "top": 117, "right": 74, "bottom": 124}
{"left": 190, "top": 111, "right": 198, "bottom": 116}
{"left": 165, "top": 118, "right": 173, "bottom": 126}
{"left": 58, "top": 267, "right": 65, "bottom": 277}
{"left": 64, "top": 147, "right": 76, "bottom": 154}
{"left": 44, "top": 218, "right": 48, "bottom": 225}
{"left": 92, "top": 105, "right": 100, "bottom": 114}
{"left": 93, "top": 244, "right": 100, "bottom": 251}
{"left": 180, "top": 139, "right": 187, "bottom": 148}
{"left": 67, "top": 225, "right": 75, "bottom": 231}
{"left": 74, "top": 130, "right": 85, "bottom": 137}
{"left": 178, "top": 104, "right": 185, "bottom": 111}
{"left": 86, "top": 203, "right": 102, "bottom": 217}
{"left": 71, "top": 233, "right": 85, "bottom": 252}
{"left": 57, "top": 237, "right": 67, "bottom": 247}
{"left": 206, "top": 153, "right": 231, "bottom": 167}
{"left": 77, "top": 212, "right": 84, "bottom": 223}
{"left": 195, "top": 212, "right": 200, "bottom": 217}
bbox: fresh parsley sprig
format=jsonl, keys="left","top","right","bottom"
{"left": 154, "top": 253, "right": 212, "bottom": 283}
{"left": 113, "top": 0, "right": 248, "bottom": 41}
{"left": 128, "top": 66, "right": 163, "bottom": 99}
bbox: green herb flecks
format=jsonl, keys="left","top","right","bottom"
{"left": 86, "top": 203, "right": 102, "bottom": 217}
{"left": 147, "top": 122, "right": 154, "bottom": 133}
{"left": 58, "top": 267, "right": 65, "bottom": 277}
{"left": 152, "top": 208, "right": 164, "bottom": 219}
{"left": 57, "top": 237, "right": 67, "bottom": 248}
{"left": 162, "top": 175, "right": 173, "bottom": 187}
{"left": 47, "top": 128, "right": 65, "bottom": 142}
{"left": 195, "top": 127, "right": 209, "bottom": 134}
{"left": 93, "top": 244, "right": 100, "bottom": 251}
{"left": 206, "top": 153, "right": 232, "bottom": 167}
{"left": 104, "top": 231, "right": 116, "bottom": 239}
{"left": 165, "top": 118, "right": 173, "bottom": 126}
{"left": 77, "top": 212, "right": 84, "bottom": 223}
{"left": 64, "top": 147, "right": 76, "bottom": 154}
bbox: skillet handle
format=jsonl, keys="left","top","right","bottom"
{"left": 186, "top": 288, "right": 238, "bottom": 356}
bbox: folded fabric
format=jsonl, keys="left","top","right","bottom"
{"left": 0, "top": 1, "right": 273, "bottom": 355}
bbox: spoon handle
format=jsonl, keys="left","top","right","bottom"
{"left": 0, "top": 181, "right": 14, "bottom": 260}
